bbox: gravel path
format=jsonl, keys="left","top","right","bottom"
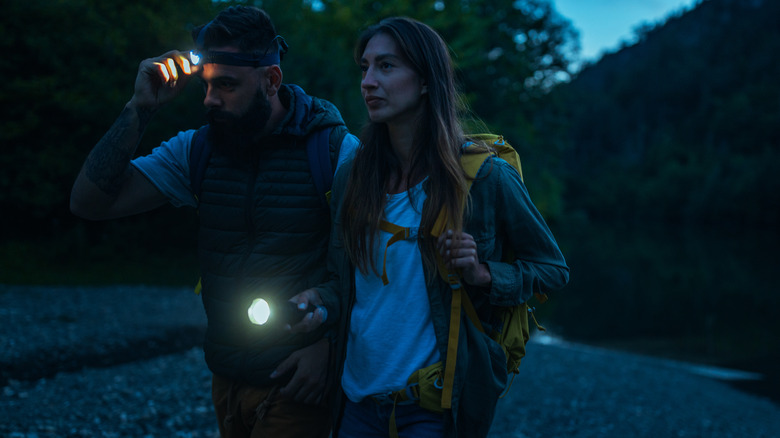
{"left": 2, "top": 285, "right": 778, "bottom": 437}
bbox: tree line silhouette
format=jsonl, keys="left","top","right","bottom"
{"left": 1, "top": 0, "right": 776, "bottom": 283}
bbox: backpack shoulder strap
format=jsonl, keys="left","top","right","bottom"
{"left": 189, "top": 125, "right": 211, "bottom": 296}
{"left": 327, "top": 124, "right": 349, "bottom": 168}
{"left": 429, "top": 142, "right": 492, "bottom": 241}
{"left": 436, "top": 134, "right": 520, "bottom": 410}
{"left": 189, "top": 125, "right": 211, "bottom": 202}
{"left": 306, "top": 126, "right": 335, "bottom": 207}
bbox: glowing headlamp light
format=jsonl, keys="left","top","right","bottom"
{"left": 189, "top": 51, "right": 202, "bottom": 66}
{"left": 247, "top": 298, "right": 317, "bottom": 326}
{"left": 188, "top": 50, "right": 282, "bottom": 67}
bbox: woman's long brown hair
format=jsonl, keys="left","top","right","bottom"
{"left": 341, "top": 17, "right": 472, "bottom": 282}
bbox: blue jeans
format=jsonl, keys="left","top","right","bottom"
{"left": 338, "top": 398, "right": 445, "bottom": 438}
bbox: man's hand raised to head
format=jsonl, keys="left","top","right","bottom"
{"left": 129, "top": 50, "right": 197, "bottom": 111}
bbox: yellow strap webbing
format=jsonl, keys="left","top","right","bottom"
{"left": 432, "top": 148, "right": 487, "bottom": 410}
{"left": 389, "top": 395, "right": 400, "bottom": 438}
{"left": 441, "top": 273, "right": 461, "bottom": 409}
{"left": 378, "top": 137, "right": 509, "bottom": 411}
{"left": 378, "top": 220, "right": 413, "bottom": 285}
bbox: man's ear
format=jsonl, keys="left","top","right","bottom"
{"left": 264, "top": 65, "right": 283, "bottom": 96}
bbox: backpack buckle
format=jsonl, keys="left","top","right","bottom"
{"left": 404, "top": 382, "right": 420, "bottom": 401}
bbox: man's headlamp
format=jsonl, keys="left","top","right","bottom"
{"left": 188, "top": 49, "right": 282, "bottom": 68}
{"left": 190, "top": 22, "right": 289, "bottom": 68}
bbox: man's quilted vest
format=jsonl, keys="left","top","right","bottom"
{"left": 197, "top": 134, "right": 333, "bottom": 385}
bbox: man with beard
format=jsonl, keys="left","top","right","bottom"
{"left": 70, "top": 6, "right": 358, "bottom": 438}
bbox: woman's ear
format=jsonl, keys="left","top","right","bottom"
{"left": 421, "top": 82, "right": 428, "bottom": 95}
{"left": 264, "top": 65, "right": 283, "bottom": 96}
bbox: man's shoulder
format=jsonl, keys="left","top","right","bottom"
{"left": 284, "top": 83, "right": 347, "bottom": 127}
{"left": 133, "top": 129, "right": 198, "bottom": 167}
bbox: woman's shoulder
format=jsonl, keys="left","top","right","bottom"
{"left": 333, "top": 155, "right": 355, "bottom": 189}
{"left": 472, "top": 154, "right": 523, "bottom": 186}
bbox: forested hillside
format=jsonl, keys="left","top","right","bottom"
{"left": 545, "top": 0, "right": 779, "bottom": 226}
{"left": 4, "top": 0, "right": 775, "bottom": 283}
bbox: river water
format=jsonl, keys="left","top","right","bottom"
{"left": 541, "top": 221, "right": 780, "bottom": 403}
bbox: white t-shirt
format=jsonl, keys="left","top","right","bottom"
{"left": 131, "top": 129, "right": 360, "bottom": 207}
{"left": 342, "top": 179, "right": 440, "bottom": 402}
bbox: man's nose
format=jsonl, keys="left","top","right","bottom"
{"left": 203, "top": 86, "right": 221, "bottom": 108}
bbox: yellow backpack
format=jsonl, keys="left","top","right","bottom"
{"left": 432, "top": 134, "right": 547, "bottom": 409}
{"left": 378, "top": 134, "right": 547, "bottom": 417}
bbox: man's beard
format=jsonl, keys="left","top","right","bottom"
{"left": 207, "top": 89, "right": 272, "bottom": 163}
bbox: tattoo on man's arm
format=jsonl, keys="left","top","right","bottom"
{"left": 85, "top": 106, "right": 151, "bottom": 197}
{"left": 135, "top": 106, "right": 155, "bottom": 134}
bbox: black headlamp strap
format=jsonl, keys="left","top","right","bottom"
{"left": 199, "top": 50, "right": 281, "bottom": 67}
{"left": 193, "top": 19, "right": 288, "bottom": 67}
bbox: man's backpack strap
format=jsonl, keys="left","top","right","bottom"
{"left": 307, "top": 127, "right": 334, "bottom": 207}
{"left": 189, "top": 125, "right": 210, "bottom": 296}
{"left": 319, "top": 124, "right": 349, "bottom": 205}
{"left": 189, "top": 125, "right": 211, "bottom": 202}
{"left": 188, "top": 125, "right": 342, "bottom": 206}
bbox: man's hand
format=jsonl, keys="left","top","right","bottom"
{"left": 70, "top": 50, "right": 193, "bottom": 220}
{"left": 270, "top": 338, "right": 329, "bottom": 405}
{"left": 286, "top": 289, "right": 327, "bottom": 334}
{"left": 129, "top": 50, "right": 196, "bottom": 111}
{"left": 437, "top": 229, "right": 492, "bottom": 287}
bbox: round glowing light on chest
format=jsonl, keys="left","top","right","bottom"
{"left": 248, "top": 298, "right": 271, "bottom": 325}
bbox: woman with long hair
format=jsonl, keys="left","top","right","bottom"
{"left": 290, "top": 17, "right": 569, "bottom": 437}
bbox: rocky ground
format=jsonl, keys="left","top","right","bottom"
{"left": 2, "top": 285, "right": 778, "bottom": 437}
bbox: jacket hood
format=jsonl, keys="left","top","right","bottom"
{"left": 274, "top": 84, "right": 346, "bottom": 138}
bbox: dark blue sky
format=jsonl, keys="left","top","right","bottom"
{"left": 554, "top": 0, "right": 700, "bottom": 63}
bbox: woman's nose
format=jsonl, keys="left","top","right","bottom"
{"left": 361, "top": 67, "right": 378, "bottom": 89}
